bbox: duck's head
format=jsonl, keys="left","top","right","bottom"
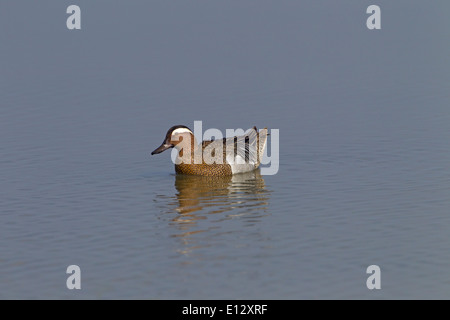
{"left": 151, "top": 125, "right": 195, "bottom": 155}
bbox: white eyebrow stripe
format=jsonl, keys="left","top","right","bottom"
{"left": 171, "top": 128, "right": 192, "bottom": 135}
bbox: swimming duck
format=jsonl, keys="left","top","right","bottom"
{"left": 151, "top": 125, "right": 268, "bottom": 176}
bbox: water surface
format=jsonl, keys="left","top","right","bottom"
{"left": 1, "top": 1, "right": 450, "bottom": 299}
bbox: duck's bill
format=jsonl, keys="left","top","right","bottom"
{"left": 151, "top": 143, "right": 173, "bottom": 155}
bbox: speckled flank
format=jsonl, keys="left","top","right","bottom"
{"left": 175, "top": 163, "right": 233, "bottom": 176}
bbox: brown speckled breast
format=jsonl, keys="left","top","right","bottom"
{"left": 175, "top": 163, "right": 232, "bottom": 176}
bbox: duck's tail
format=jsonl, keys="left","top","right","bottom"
{"left": 254, "top": 127, "right": 268, "bottom": 168}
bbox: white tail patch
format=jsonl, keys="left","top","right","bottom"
{"left": 171, "top": 128, "right": 193, "bottom": 136}
{"left": 257, "top": 128, "right": 268, "bottom": 164}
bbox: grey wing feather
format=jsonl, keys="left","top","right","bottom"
{"left": 224, "top": 127, "right": 259, "bottom": 164}
{"left": 202, "top": 127, "right": 268, "bottom": 167}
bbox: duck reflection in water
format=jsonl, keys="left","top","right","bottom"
{"left": 168, "top": 170, "right": 271, "bottom": 253}
{"left": 174, "top": 169, "right": 269, "bottom": 215}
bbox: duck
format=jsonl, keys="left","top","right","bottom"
{"left": 151, "top": 125, "right": 268, "bottom": 176}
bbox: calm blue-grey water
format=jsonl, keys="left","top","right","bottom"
{"left": 1, "top": 1, "right": 450, "bottom": 299}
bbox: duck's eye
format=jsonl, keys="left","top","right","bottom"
{"left": 171, "top": 134, "right": 191, "bottom": 146}
{"left": 173, "top": 135, "right": 183, "bottom": 142}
